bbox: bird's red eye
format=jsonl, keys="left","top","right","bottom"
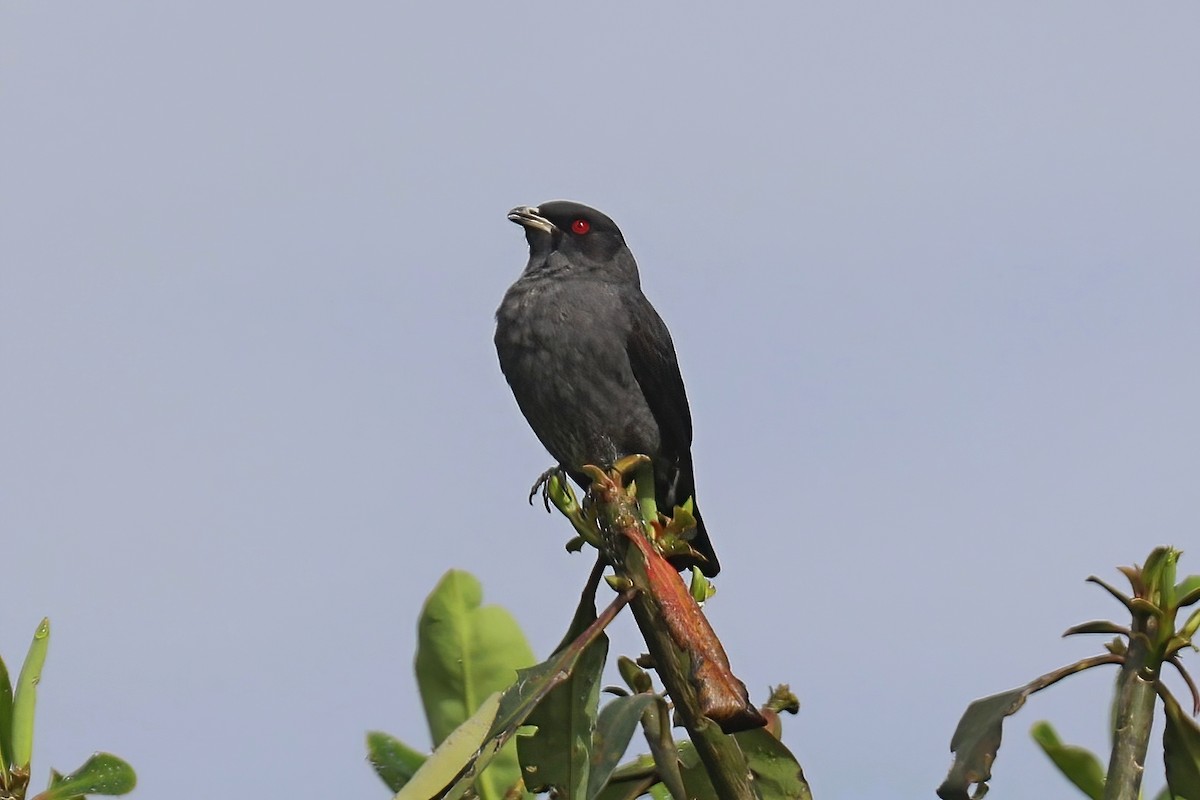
{"left": 571, "top": 218, "right": 590, "bottom": 235}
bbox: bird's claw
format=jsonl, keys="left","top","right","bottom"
{"left": 528, "top": 466, "right": 565, "bottom": 512}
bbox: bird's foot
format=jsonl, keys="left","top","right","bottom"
{"left": 528, "top": 466, "right": 566, "bottom": 511}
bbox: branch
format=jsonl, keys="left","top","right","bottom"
{"left": 588, "top": 466, "right": 764, "bottom": 800}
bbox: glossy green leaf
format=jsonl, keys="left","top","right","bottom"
{"left": 1030, "top": 721, "right": 1105, "bottom": 799}
{"left": 553, "top": 573, "right": 607, "bottom": 655}
{"left": 676, "top": 726, "right": 811, "bottom": 800}
{"left": 442, "top": 658, "right": 589, "bottom": 798}
{"left": 12, "top": 618, "right": 50, "bottom": 769}
{"left": 617, "top": 656, "right": 652, "bottom": 695}
{"left": 648, "top": 784, "right": 671, "bottom": 800}
{"left": 395, "top": 691, "right": 503, "bottom": 800}
{"left": 1181, "top": 608, "right": 1200, "bottom": 642}
{"left": 739, "top": 727, "right": 812, "bottom": 799}
{"left": 518, "top": 577, "right": 616, "bottom": 798}
{"left": 1142, "top": 548, "right": 1175, "bottom": 601}
{"left": 1131, "top": 597, "right": 1165, "bottom": 618}
{"left": 1162, "top": 689, "right": 1200, "bottom": 800}
{"left": 0, "top": 653, "right": 13, "bottom": 783}
{"left": 1176, "top": 576, "right": 1200, "bottom": 609}
{"left": 415, "top": 571, "right": 534, "bottom": 799}
{"left": 677, "top": 742, "right": 721, "bottom": 800}
{"left": 641, "top": 697, "right": 686, "bottom": 800}
{"left": 587, "top": 694, "right": 657, "bottom": 799}
{"left": 591, "top": 761, "right": 658, "bottom": 800}
{"left": 517, "top": 631, "right": 607, "bottom": 796}
{"left": 31, "top": 753, "right": 136, "bottom": 799}
{"left": 366, "top": 730, "right": 427, "bottom": 793}
{"left": 416, "top": 571, "right": 536, "bottom": 743}
{"left": 424, "top": 588, "right": 620, "bottom": 800}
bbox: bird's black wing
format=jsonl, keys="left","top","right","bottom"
{"left": 624, "top": 290, "right": 719, "bottom": 575}
{"left": 624, "top": 291, "right": 693, "bottom": 459}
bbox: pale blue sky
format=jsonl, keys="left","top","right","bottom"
{"left": 3, "top": 4, "right": 1198, "bottom": 799}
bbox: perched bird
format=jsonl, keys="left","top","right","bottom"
{"left": 495, "top": 200, "right": 719, "bottom": 576}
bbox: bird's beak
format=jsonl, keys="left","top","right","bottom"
{"left": 507, "top": 205, "right": 555, "bottom": 235}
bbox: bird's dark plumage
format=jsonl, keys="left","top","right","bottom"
{"left": 495, "top": 200, "right": 719, "bottom": 576}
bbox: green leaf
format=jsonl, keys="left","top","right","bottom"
{"left": 640, "top": 697, "right": 687, "bottom": 800}
{"left": 518, "top": 576, "right": 619, "bottom": 798}
{"left": 1088, "top": 576, "right": 1136, "bottom": 613}
{"left": 517, "top": 629, "right": 607, "bottom": 797}
{"left": 678, "top": 728, "right": 811, "bottom": 800}
{"left": 1157, "top": 549, "right": 1180, "bottom": 608}
{"left": 45, "top": 768, "right": 66, "bottom": 788}
{"left": 1162, "top": 689, "right": 1200, "bottom": 800}
{"left": 648, "top": 784, "right": 671, "bottom": 800}
{"left": 1181, "top": 608, "right": 1200, "bottom": 643}
{"left": 937, "top": 688, "right": 1030, "bottom": 800}
{"left": 1064, "top": 620, "right": 1131, "bottom": 638}
{"left": 1131, "top": 597, "right": 1166, "bottom": 618}
{"left": 366, "top": 731, "right": 427, "bottom": 793}
{"left": 587, "top": 695, "right": 657, "bottom": 799}
{"left": 687, "top": 568, "right": 715, "bottom": 604}
{"left": 940, "top": 653, "right": 1123, "bottom": 800}
{"left": 616, "top": 656, "right": 652, "bottom": 695}
{"left": 437, "top": 654, "right": 595, "bottom": 799}
{"left": 0, "top": 652, "right": 13, "bottom": 784}
{"left": 1176, "top": 576, "right": 1200, "bottom": 609}
{"left": 681, "top": 734, "right": 811, "bottom": 800}
{"left": 415, "top": 570, "right": 535, "bottom": 800}
{"left": 677, "top": 741, "right": 721, "bottom": 800}
{"left": 553, "top": 573, "right": 607, "bottom": 655}
{"left": 416, "top": 571, "right": 536, "bottom": 743}
{"left": 590, "top": 757, "right": 658, "bottom": 800}
{"left": 1029, "top": 721, "right": 1105, "bottom": 800}
{"left": 1143, "top": 548, "right": 1176, "bottom": 603}
{"left": 738, "top": 727, "right": 812, "bottom": 799}
{"left": 12, "top": 618, "right": 50, "bottom": 769}
{"left": 30, "top": 753, "right": 136, "bottom": 799}
{"left": 395, "top": 691, "right": 504, "bottom": 800}
{"left": 416, "top": 587, "right": 621, "bottom": 800}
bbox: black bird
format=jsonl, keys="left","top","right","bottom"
{"left": 495, "top": 200, "right": 719, "bottom": 576}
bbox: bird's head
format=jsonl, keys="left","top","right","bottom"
{"left": 507, "top": 200, "right": 638, "bottom": 282}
